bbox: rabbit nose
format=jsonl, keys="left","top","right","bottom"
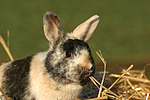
{"left": 84, "top": 64, "right": 95, "bottom": 74}
{"left": 85, "top": 65, "right": 91, "bottom": 71}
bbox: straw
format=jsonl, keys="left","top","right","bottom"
{"left": 0, "top": 34, "right": 14, "bottom": 61}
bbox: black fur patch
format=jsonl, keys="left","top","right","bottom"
{"left": 63, "top": 39, "right": 89, "bottom": 54}
{"left": 45, "top": 51, "right": 72, "bottom": 84}
{"left": 2, "top": 55, "right": 33, "bottom": 100}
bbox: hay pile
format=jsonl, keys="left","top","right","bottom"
{"left": 110, "top": 67, "right": 150, "bottom": 100}
{"left": 78, "top": 51, "right": 150, "bottom": 100}
{"left": 0, "top": 34, "right": 150, "bottom": 100}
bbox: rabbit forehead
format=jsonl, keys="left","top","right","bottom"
{"left": 62, "top": 39, "right": 90, "bottom": 52}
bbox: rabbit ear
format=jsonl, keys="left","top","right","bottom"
{"left": 72, "top": 15, "right": 99, "bottom": 42}
{"left": 43, "top": 11, "right": 64, "bottom": 45}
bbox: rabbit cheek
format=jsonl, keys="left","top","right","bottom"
{"left": 77, "top": 67, "right": 90, "bottom": 85}
{"left": 72, "top": 51, "right": 95, "bottom": 85}
{"left": 65, "top": 65, "right": 89, "bottom": 85}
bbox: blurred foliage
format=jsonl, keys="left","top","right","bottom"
{"left": 0, "top": 0, "right": 150, "bottom": 71}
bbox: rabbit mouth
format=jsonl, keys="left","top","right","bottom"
{"left": 77, "top": 65, "right": 95, "bottom": 86}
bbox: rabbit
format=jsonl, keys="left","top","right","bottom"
{"left": 0, "top": 11, "right": 99, "bottom": 100}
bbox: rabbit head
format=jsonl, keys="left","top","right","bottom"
{"left": 43, "top": 11, "right": 99, "bottom": 85}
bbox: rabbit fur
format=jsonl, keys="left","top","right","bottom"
{"left": 0, "top": 11, "right": 99, "bottom": 100}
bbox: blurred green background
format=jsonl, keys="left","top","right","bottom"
{"left": 0, "top": 1, "right": 150, "bottom": 74}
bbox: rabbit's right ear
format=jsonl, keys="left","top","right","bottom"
{"left": 43, "top": 11, "right": 64, "bottom": 46}
{"left": 71, "top": 15, "right": 99, "bottom": 42}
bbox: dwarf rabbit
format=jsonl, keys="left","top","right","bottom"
{"left": 0, "top": 11, "right": 99, "bottom": 100}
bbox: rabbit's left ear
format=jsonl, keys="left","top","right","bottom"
{"left": 72, "top": 15, "right": 100, "bottom": 42}
{"left": 43, "top": 11, "right": 64, "bottom": 46}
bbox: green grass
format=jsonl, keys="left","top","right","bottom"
{"left": 0, "top": 0, "right": 150, "bottom": 71}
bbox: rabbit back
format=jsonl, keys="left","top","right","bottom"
{"left": 0, "top": 55, "right": 34, "bottom": 99}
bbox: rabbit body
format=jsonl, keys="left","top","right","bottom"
{"left": 0, "top": 11, "right": 99, "bottom": 100}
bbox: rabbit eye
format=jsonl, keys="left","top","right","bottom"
{"left": 66, "top": 51, "right": 71, "bottom": 57}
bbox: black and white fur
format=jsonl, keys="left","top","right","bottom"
{"left": 0, "top": 11, "right": 99, "bottom": 100}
